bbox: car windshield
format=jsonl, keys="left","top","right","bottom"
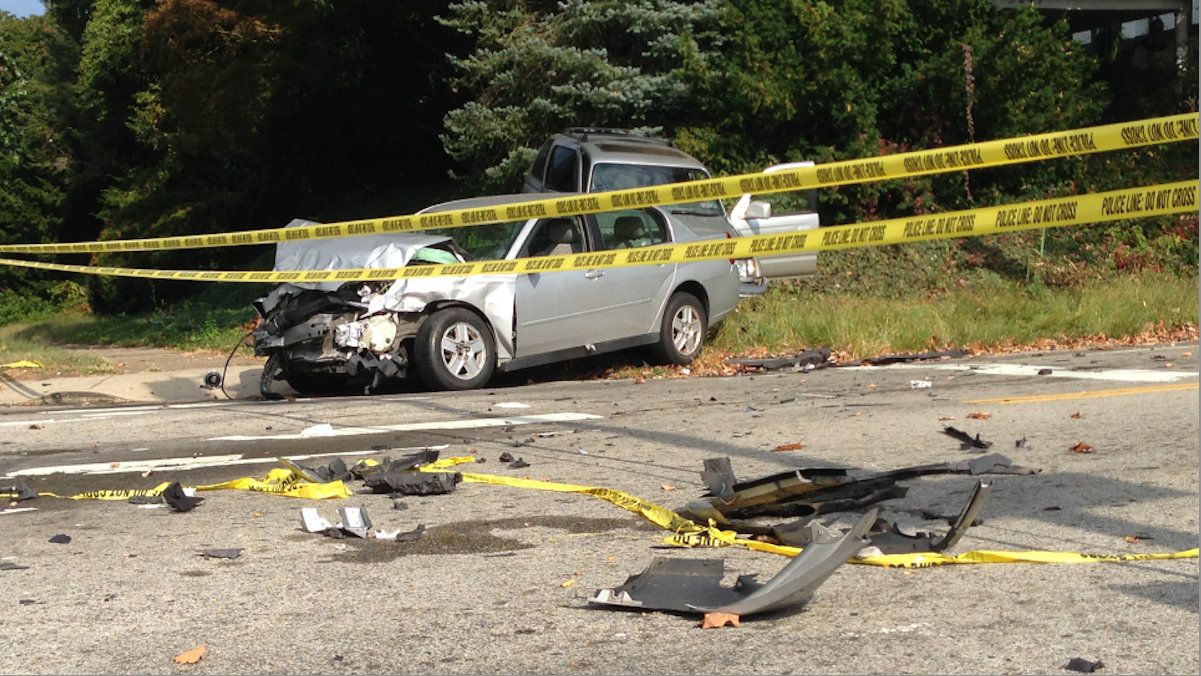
{"left": 590, "top": 163, "right": 723, "bottom": 217}
{"left": 425, "top": 220, "right": 527, "bottom": 261}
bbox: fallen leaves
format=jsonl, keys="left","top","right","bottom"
{"left": 1125, "top": 535, "right": 1141, "bottom": 544}
{"left": 1070, "top": 442, "right": 1096, "bottom": 454}
{"left": 1070, "top": 412, "right": 1083, "bottom": 419}
{"left": 938, "top": 416, "right": 956, "bottom": 421}
{"left": 700, "top": 612, "right": 741, "bottom": 629}
{"left": 173, "top": 645, "right": 206, "bottom": 664}
{"left": 28, "top": 424, "right": 43, "bottom": 430}
{"left": 966, "top": 412, "right": 991, "bottom": 420}
{"left": 660, "top": 484, "right": 677, "bottom": 491}
{"left": 772, "top": 442, "right": 804, "bottom": 452}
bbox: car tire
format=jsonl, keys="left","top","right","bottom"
{"left": 260, "top": 352, "right": 284, "bottom": 400}
{"left": 415, "top": 307, "right": 496, "bottom": 391}
{"left": 652, "top": 292, "right": 706, "bottom": 366}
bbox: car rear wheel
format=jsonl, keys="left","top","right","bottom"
{"left": 415, "top": 307, "right": 496, "bottom": 391}
{"left": 652, "top": 292, "right": 706, "bottom": 365}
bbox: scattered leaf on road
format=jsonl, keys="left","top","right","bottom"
{"left": 1070, "top": 442, "right": 1095, "bottom": 454}
{"left": 938, "top": 416, "right": 956, "bottom": 421}
{"left": 660, "top": 484, "right": 677, "bottom": 491}
{"left": 772, "top": 443, "right": 803, "bottom": 452}
{"left": 1070, "top": 412, "right": 1083, "bottom": 419}
{"left": 173, "top": 645, "right": 206, "bottom": 664}
{"left": 28, "top": 424, "right": 43, "bottom": 430}
{"left": 560, "top": 579, "right": 576, "bottom": 588}
{"left": 967, "top": 412, "right": 991, "bottom": 420}
{"left": 1125, "top": 535, "right": 1140, "bottom": 544}
{"left": 700, "top": 612, "right": 741, "bottom": 629}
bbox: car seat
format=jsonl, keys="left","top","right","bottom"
{"left": 613, "top": 216, "right": 652, "bottom": 249}
{"left": 537, "top": 219, "right": 583, "bottom": 257}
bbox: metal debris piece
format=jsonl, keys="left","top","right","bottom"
{"left": 336, "top": 506, "right": 373, "bottom": 538}
{"left": 0, "top": 562, "right": 29, "bottom": 571}
{"left": 162, "top": 482, "right": 204, "bottom": 512}
{"left": 1014, "top": 436, "right": 1033, "bottom": 451}
{"left": 508, "top": 458, "right": 530, "bottom": 469}
{"left": 0, "top": 480, "right": 37, "bottom": 502}
{"left": 942, "top": 426, "right": 993, "bottom": 450}
{"left": 499, "top": 452, "right": 515, "bottom": 463}
{"left": 724, "top": 347, "right": 831, "bottom": 371}
{"left": 366, "top": 471, "right": 461, "bottom": 495}
{"left": 279, "top": 457, "right": 351, "bottom": 483}
{"left": 589, "top": 509, "right": 876, "bottom": 616}
{"left": 1064, "top": 658, "right": 1105, "bottom": 673}
{"left": 686, "top": 454, "right": 1033, "bottom": 521}
{"left": 862, "top": 479, "right": 992, "bottom": 555}
{"left": 197, "top": 548, "right": 243, "bottom": 559}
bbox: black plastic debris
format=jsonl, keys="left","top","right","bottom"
{"left": 1065, "top": 658, "right": 1105, "bottom": 673}
{"left": 48, "top": 534, "right": 71, "bottom": 544}
{"left": 508, "top": 458, "right": 530, "bottom": 470}
{"left": 394, "top": 524, "right": 426, "bottom": 543}
{"left": 197, "top": 548, "right": 243, "bottom": 560}
{"left": 839, "top": 347, "right": 967, "bottom": 367}
{"left": 686, "top": 454, "right": 1035, "bottom": 521}
{"left": 1014, "top": 436, "right": 1033, "bottom": 451}
{"left": 499, "top": 452, "right": 515, "bottom": 463}
{"left": 19, "top": 599, "right": 37, "bottom": 605}
{"left": 280, "top": 457, "right": 352, "bottom": 483}
{"left": 0, "top": 480, "right": 38, "bottom": 502}
{"left": 162, "top": 482, "right": 204, "bottom": 512}
{"left": 590, "top": 510, "right": 876, "bottom": 616}
{"left": 1038, "top": 368, "right": 1053, "bottom": 376}
{"left": 724, "top": 347, "right": 831, "bottom": 371}
{"left": 0, "top": 562, "right": 29, "bottom": 571}
{"left": 863, "top": 480, "right": 992, "bottom": 555}
{"left": 942, "top": 426, "right": 993, "bottom": 450}
{"left": 365, "top": 471, "right": 461, "bottom": 496}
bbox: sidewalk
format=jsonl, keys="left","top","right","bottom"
{"left": 0, "top": 364, "right": 269, "bottom": 406}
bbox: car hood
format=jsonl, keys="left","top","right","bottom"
{"left": 274, "top": 219, "right": 454, "bottom": 291}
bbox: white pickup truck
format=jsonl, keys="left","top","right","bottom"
{"left": 727, "top": 161, "right": 821, "bottom": 285}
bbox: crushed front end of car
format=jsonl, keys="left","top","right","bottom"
{"left": 250, "top": 219, "right": 509, "bottom": 397}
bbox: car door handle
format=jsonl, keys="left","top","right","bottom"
{"left": 584, "top": 269, "right": 605, "bottom": 279}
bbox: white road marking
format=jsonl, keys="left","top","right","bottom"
{"left": 5, "top": 445, "right": 450, "bottom": 478}
{"left": 847, "top": 363, "right": 1196, "bottom": 383}
{"left": 208, "top": 412, "right": 604, "bottom": 441}
{"left": 0, "top": 419, "right": 57, "bottom": 427}
{"left": 1, "top": 507, "right": 37, "bottom": 515}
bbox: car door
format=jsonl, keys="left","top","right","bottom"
{"left": 512, "top": 215, "right": 605, "bottom": 357}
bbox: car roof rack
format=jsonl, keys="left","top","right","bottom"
{"left": 561, "top": 127, "right": 674, "bottom": 147}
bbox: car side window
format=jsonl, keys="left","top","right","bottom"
{"left": 517, "top": 217, "right": 587, "bottom": 258}
{"left": 545, "top": 145, "right": 580, "bottom": 192}
{"left": 595, "top": 209, "right": 669, "bottom": 250}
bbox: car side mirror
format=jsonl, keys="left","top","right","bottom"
{"left": 744, "top": 200, "right": 772, "bottom": 219}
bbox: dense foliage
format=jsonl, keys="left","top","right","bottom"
{"left": 0, "top": 0, "right": 1195, "bottom": 314}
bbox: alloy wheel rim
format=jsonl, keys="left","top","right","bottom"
{"left": 439, "top": 322, "right": 487, "bottom": 379}
{"left": 671, "top": 305, "right": 702, "bottom": 355}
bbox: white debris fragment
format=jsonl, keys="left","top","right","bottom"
{"left": 301, "top": 507, "right": 333, "bottom": 533}
{"left": 300, "top": 423, "right": 335, "bottom": 437}
{"left": 910, "top": 380, "right": 933, "bottom": 389}
{"left": 374, "top": 529, "right": 400, "bottom": 540}
{"left": 494, "top": 402, "right": 531, "bottom": 409}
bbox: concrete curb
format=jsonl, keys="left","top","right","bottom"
{"left": 0, "top": 364, "right": 269, "bottom": 406}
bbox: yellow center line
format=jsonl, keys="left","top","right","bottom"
{"left": 964, "top": 381, "right": 1198, "bottom": 404}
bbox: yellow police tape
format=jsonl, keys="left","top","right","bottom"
{"left": 36, "top": 468, "right": 353, "bottom": 501}
{"left": 430, "top": 460, "right": 1201, "bottom": 568}
{"left": 0, "top": 114, "right": 1195, "bottom": 255}
{"left": 0, "top": 180, "right": 1195, "bottom": 284}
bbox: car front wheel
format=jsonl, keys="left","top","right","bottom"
{"left": 652, "top": 292, "right": 706, "bottom": 365}
{"left": 415, "top": 307, "right": 496, "bottom": 391}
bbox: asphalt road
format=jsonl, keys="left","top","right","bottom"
{"left": 1, "top": 345, "right": 1198, "bottom": 675}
